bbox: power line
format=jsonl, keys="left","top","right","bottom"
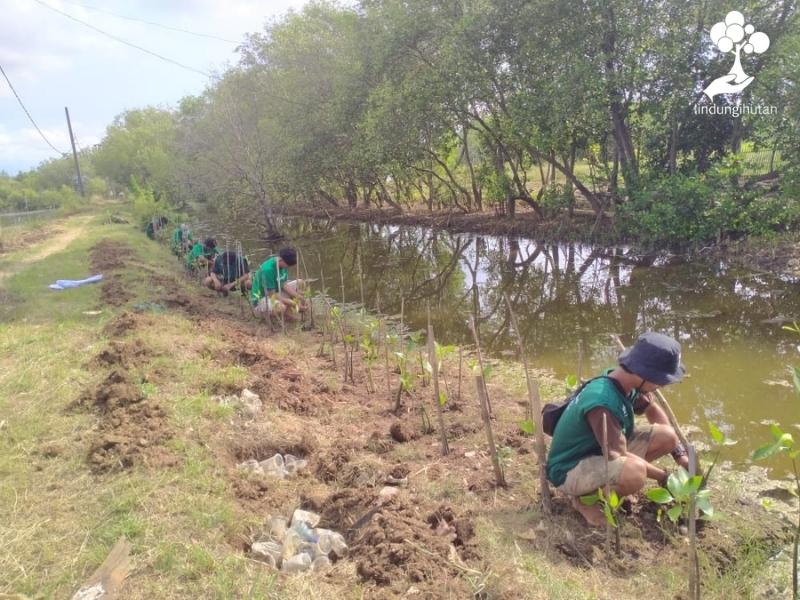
{"left": 0, "top": 62, "right": 67, "bottom": 156}
{"left": 60, "top": 0, "right": 241, "bottom": 45}
{"left": 31, "top": 0, "right": 211, "bottom": 78}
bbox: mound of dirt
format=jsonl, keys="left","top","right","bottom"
{"left": 365, "top": 431, "right": 393, "bottom": 454}
{"left": 228, "top": 431, "right": 316, "bottom": 463}
{"left": 82, "top": 370, "right": 144, "bottom": 411}
{"left": 103, "top": 312, "right": 138, "bottom": 337}
{"left": 93, "top": 338, "right": 150, "bottom": 368}
{"left": 354, "top": 502, "right": 477, "bottom": 588}
{"left": 314, "top": 441, "right": 354, "bottom": 483}
{"left": 81, "top": 370, "right": 175, "bottom": 473}
{"left": 90, "top": 240, "right": 128, "bottom": 272}
{"left": 87, "top": 399, "right": 175, "bottom": 473}
{"left": 100, "top": 274, "right": 133, "bottom": 307}
{"left": 315, "top": 488, "right": 377, "bottom": 532}
{"left": 389, "top": 421, "right": 417, "bottom": 443}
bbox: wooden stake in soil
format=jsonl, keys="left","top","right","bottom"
{"left": 504, "top": 293, "right": 551, "bottom": 513}
{"left": 602, "top": 412, "right": 612, "bottom": 554}
{"left": 688, "top": 445, "right": 700, "bottom": 600}
{"left": 426, "top": 304, "right": 449, "bottom": 456}
{"left": 577, "top": 339, "right": 584, "bottom": 384}
{"left": 339, "top": 263, "right": 346, "bottom": 306}
{"left": 358, "top": 250, "right": 365, "bottom": 308}
{"left": 475, "top": 374, "right": 505, "bottom": 487}
{"left": 457, "top": 345, "right": 463, "bottom": 402}
{"left": 468, "top": 315, "right": 492, "bottom": 417}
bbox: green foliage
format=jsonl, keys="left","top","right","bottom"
{"left": 580, "top": 488, "right": 622, "bottom": 528}
{"left": 518, "top": 419, "right": 535, "bottom": 436}
{"left": 646, "top": 467, "right": 714, "bottom": 523}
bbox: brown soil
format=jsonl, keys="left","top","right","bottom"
{"left": 99, "top": 274, "right": 132, "bottom": 307}
{"left": 91, "top": 241, "right": 133, "bottom": 308}
{"left": 93, "top": 338, "right": 150, "bottom": 368}
{"left": 354, "top": 501, "right": 475, "bottom": 592}
{"left": 81, "top": 368, "right": 175, "bottom": 473}
{"left": 228, "top": 430, "right": 316, "bottom": 463}
{"left": 103, "top": 311, "right": 139, "bottom": 337}
{"left": 389, "top": 420, "right": 417, "bottom": 443}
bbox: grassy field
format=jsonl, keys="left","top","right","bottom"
{"left": 0, "top": 204, "right": 793, "bottom": 599}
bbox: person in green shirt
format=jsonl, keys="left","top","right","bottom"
{"left": 171, "top": 224, "right": 193, "bottom": 256}
{"left": 250, "top": 247, "right": 307, "bottom": 320}
{"left": 185, "top": 237, "right": 219, "bottom": 273}
{"left": 546, "top": 332, "right": 689, "bottom": 527}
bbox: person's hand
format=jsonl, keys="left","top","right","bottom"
{"left": 676, "top": 453, "right": 690, "bottom": 470}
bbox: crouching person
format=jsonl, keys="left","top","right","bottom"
{"left": 250, "top": 247, "right": 308, "bottom": 321}
{"left": 205, "top": 251, "right": 250, "bottom": 296}
{"left": 186, "top": 237, "right": 218, "bottom": 274}
{"left": 546, "top": 332, "right": 689, "bottom": 527}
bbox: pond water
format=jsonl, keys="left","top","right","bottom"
{"left": 200, "top": 213, "right": 800, "bottom": 479}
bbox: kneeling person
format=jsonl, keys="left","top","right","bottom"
{"left": 250, "top": 247, "right": 308, "bottom": 320}
{"left": 546, "top": 332, "right": 689, "bottom": 527}
{"left": 205, "top": 251, "right": 250, "bottom": 296}
{"left": 186, "top": 237, "right": 218, "bottom": 273}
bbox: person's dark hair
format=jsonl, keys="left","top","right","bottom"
{"left": 279, "top": 247, "right": 297, "bottom": 266}
{"left": 203, "top": 237, "right": 217, "bottom": 250}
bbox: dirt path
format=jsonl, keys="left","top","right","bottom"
{"left": 0, "top": 215, "right": 92, "bottom": 284}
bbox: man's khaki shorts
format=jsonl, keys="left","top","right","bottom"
{"left": 558, "top": 425, "right": 655, "bottom": 497}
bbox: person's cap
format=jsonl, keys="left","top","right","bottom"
{"left": 618, "top": 332, "right": 686, "bottom": 385}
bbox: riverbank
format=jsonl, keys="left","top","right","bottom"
{"left": 0, "top": 205, "right": 795, "bottom": 599}
{"left": 276, "top": 204, "right": 615, "bottom": 244}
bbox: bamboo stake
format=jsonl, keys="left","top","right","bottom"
{"left": 504, "top": 293, "right": 551, "bottom": 513}
{"left": 611, "top": 335, "right": 690, "bottom": 451}
{"left": 688, "top": 445, "right": 700, "bottom": 600}
{"left": 475, "top": 374, "right": 505, "bottom": 487}
{"left": 468, "top": 316, "right": 492, "bottom": 416}
{"left": 339, "top": 263, "right": 346, "bottom": 306}
{"left": 427, "top": 304, "right": 449, "bottom": 456}
{"left": 358, "top": 250, "right": 365, "bottom": 308}
{"left": 457, "top": 346, "right": 463, "bottom": 402}
{"left": 378, "top": 293, "right": 392, "bottom": 405}
{"left": 602, "top": 413, "right": 612, "bottom": 554}
{"left": 577, "top": 339, "right": 584, "bottom": 384}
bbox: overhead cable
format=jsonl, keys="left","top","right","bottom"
{"left": 0, "top": 62, "right": 67, "bottom": 155}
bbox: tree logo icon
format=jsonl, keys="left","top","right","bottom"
{"left": 703, "top": 10, "right": 770, "bottom": 100}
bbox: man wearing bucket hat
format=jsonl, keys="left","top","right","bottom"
{"left": 546, "top": 332, "right": 689, "bottom": 527}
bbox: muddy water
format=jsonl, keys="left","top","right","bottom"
{"left": 203, "top": 214, "right": 800, "bottom": 478}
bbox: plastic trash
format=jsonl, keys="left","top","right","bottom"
{"left": 281, "top": 552, "right": 312, "bottom": 574}
{"left": 328, "top": 532, "right": 348, "bottom": 558}
{"left": 237, "top": 459, "right": 264, "bottom": 476}
{"left": 311, "top": 556, "right": 332, "bottom": 572}
{"left": 260, "top": 454, "right": 288, "bottom": 478}
{"left": 268, "top": 516, "right": 288, "bottom": 542}
{"left": 284, "top": 454, "right": 308, "bottom": 474}
{"left": 291, "top": 509, "right": 321, "bottom": 528}
{"left": 251, "top": 541, "right": 282, "bottom": 567}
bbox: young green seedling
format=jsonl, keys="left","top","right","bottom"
{"left": 646, "top": 467, "right": 714, "bottom": 526}
{"left": 580, "top": 488, "right": 623, "bottom": 551}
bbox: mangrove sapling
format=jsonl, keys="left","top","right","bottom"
{"left": 703, "top": 422, "right": 737, "bottom": 487}
{"left": 580, "top": 488, "right": 623, "bottom": 553}
{"left": 393, "top": 348, "right": 414, "bottom": 414}
{"left": 752, "top": 424, "right": 800, "bottom": 599}
{"left": 435, "top": 341, "right": 457, "bottom": 402}
{"left": 426, "top": 305, "right": 449, "bottom": 456}
{"left": 646, "top": 468, "right": 715, "bottom": 528}
{"left": 360, "top": 320, "right": 379, "bottom": 393}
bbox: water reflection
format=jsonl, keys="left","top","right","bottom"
{"left": 203, "top": 213, "right": 800, "bottom": 477}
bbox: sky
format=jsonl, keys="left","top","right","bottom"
{"left": 0, "top": 0, "right": 310, "bottom": 175}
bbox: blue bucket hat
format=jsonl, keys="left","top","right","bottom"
{"left": 618, "top": 332, "right": 686, "bottom": 385}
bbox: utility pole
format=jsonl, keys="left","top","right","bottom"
{"left": 64, "top": 106, "right": 85, "bottom": 198}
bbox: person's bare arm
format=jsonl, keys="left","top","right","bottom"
{"left": 642, "top": 396, "right": 670, "bottom": 425}
{"left": 586, "top": 408, "right": 627, "bottom": 459}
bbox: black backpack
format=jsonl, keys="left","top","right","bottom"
{"left": 542, "top": 375, "right": 612, "bottom": 436}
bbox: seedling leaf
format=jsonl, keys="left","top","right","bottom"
{"left": 646, "top": 487, "right": 673, "bottom": 504}
{"left": 708, "top": 422, "right": 724, "bottom": 445}
{"left": 518, "top": 419, "right": 535, "bottom": 436}
{"left": 667, "top": 505, "right": 682, "bottom": 523}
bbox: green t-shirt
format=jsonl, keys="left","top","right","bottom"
{"left": 186, "top": 242, "right": 217, "bottom": 268}
{"left": 250, "top": 256, "right": 288, "bottom": 305}
{"left": 546, "top": 370, "right": 639, "bottom": 487}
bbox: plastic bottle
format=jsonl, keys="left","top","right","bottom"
{"left": 281, "top": 552, "right": 312, "bottom": 574}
